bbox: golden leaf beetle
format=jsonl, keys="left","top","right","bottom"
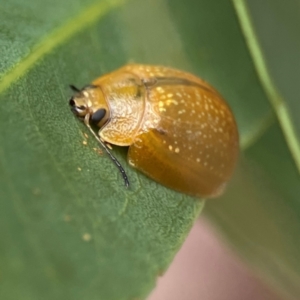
{"left": 69, "top": 64, "right": 239, "bottom": 198}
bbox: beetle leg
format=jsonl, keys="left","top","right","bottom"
{"left": 83, "top": 114, "right": 130, "bottom": 187}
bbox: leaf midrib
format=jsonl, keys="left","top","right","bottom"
{"left": 232, "top": 0, "right": 300, "bottom": 174}
{"left": 0, "top": 0, "right": 128, "bottom": 94}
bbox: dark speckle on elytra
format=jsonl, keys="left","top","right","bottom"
{"left": 155, "top": 128, "right": 167, "bottom": 135}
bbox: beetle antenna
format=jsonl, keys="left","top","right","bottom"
{"left": 69, "top": 85, "right": 81, "bottom": 93}
{"left": 84, "top": 114, "right": 130, "bottom": 188}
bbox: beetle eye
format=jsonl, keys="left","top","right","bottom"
{"left": 69, "top": 98, "right": 75, "bottom": 106}
{"left": 91, "top": 109, "right": 106, "bottom": 124}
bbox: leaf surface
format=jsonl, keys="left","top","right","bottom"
{"left": 1, "top": 0, "right": 299, "bottom": 299}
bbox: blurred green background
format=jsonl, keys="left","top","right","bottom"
{"left": 0, "top": 0, "right": 299, "bottom": 299}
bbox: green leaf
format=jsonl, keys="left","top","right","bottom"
{"left": 206, "top": 1, "right": 300, "bottom": 299}
{"left": 1, "top": 1, "right": 205, "bottom": 300}
{"left": 1, "top": 0, "right": 299, "bottom": 299}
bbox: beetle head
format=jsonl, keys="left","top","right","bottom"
{"left": 69, "top": 85, "right": 109, "bottom": 127}
{"left": 69, "top": 85, "right": 93, "bottom": 118}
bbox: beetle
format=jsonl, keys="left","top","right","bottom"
{"left": 69, "top": 64, "right": 239, "bottom": 198}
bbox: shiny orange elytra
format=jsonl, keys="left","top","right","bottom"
{"left": 69, "top": 64, "right": 239, "bottom": 198}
